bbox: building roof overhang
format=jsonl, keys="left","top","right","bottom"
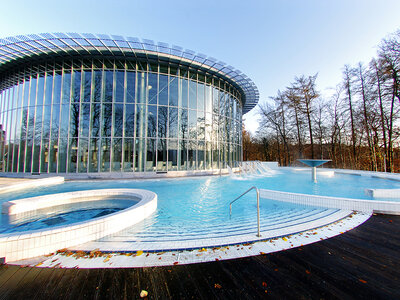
{"left": 0, "top": 33, "right": 259, "bottom": 114}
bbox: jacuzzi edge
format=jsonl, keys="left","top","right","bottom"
{"left": 0, "top": 189, "right": 157, "bottom": 262}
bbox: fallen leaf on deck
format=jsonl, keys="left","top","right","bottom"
{"left": 214, "top": 283, "right": 222, "bottom": 289}
{"left": 359, "top": 279, "right": 367, "bottom": 284}
{"left": 140, "top": 290, "right": 148, "bottom": 298}
{"left": 262, "top": 281, "right": 267, "bottom": 287}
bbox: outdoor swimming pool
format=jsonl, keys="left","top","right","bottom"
{"left": 1, "top": 169, "right": 399, "bottom": 245}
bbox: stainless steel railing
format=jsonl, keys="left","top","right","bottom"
{"left": 229, "top": 186, "right": 261, "bottom": 237}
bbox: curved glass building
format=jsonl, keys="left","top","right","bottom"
{"left": 0, "top": 33, "right": 258, "bottom": 175}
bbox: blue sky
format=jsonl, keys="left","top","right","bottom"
{"left": 1, "top": 0, "right": 400, "bottom": 133}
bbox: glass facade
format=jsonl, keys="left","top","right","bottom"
{"left": 0, "top": 58, "right": 243, "bottom": 174}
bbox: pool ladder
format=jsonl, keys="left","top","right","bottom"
{"left": 229, "top": 186, "right": 261, "bottom": 237}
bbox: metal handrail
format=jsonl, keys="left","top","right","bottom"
{"left": 229, "top": 186, "right": 261, "bottom": 237}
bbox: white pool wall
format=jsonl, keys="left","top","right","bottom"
{"left": 0, "top": 189, "right": 157, "bottom": 262}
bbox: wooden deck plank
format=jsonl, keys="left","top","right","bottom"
{"left": 0, "top": 214, "right": 400, "bottom": 299}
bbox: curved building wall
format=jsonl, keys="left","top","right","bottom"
{"left": 0, "top": 57, "right": 242, "bottom": 174}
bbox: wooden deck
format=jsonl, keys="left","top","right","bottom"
{"left": 0, "top": 214, "right": 399, "bottom": 299}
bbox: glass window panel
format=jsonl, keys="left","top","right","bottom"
{"left": 197, "top": 141, "right": 204, "bottom": 170}
{"left": 36, "top": 74, "right": 45, "bottom": 106}
{"left": 102, "top": 103, "right": 112, "bottom": 137}
{"left": 168, "top": 139, "right": 178, "bottom": 171}
{"left": 61, "top": 72, "right": 71, "bottom": 104}
{"left": 12, "top": 142, "right": 19, "bottom": 173}
{"left": 126, "top": 71, "right": 135, "bottom": 103}
{"left": 23, "top": 79, "right": 30, "bottom": 107}
{"left": 18, "top": 140, "right": 26, "bottom": 172}
{"left": 212, "top": 142, "right": 219, "bottom": 169}
{"left": 156, "top": 138, "right": 167, "bottom": 171}
{"left": 206, "top": 141, "right": 212, "bottom": 169}
{"left": 104, "top": 71, "right": 113, "bottom": 102}
{"left": 69, "top": 103, "right": 80, "bottom": 137}
{"left": 89, "top": 138, "right": 100, "bottom": 172}
{"left": 123, "top": 138, "right": 134, "bottom": 171}
{"left": 146, "top": 138, "right": 156, "bottom": 171}
{"left": 159, "top": 64, "right": 168, "bottom": 74}
{"left": 213, "top": 87, "right": 219, "bottom": 114}
{"left": 135, "top": 138, "right": 146, "bottom": 172}
{"left": 111, "top": 138, "right": 122, "bottom": 171}
{"left": 115, "top": 71, "right": 124, "bottom": 102}
{"left": 78, "top": 138, "right": 88, "bottom": 173}
{"left": 100, "top": 138, "right": 111, "bottom": 172}
{"left": 58, "top": 137, "right": 67, "bottom": 172}
{"left": 179, "top": 109, "right": 188, "bottom": 139}
{"left": 188, "top": 109, "right": 197, "bottom": 139}
{"left": 71, "top": 71, "right": 81, "bottom": 103}
{"left": 197, "top": 110, "right": 205, "bottom": 140}
{"left": 91, "top": 103, "right": 101, "bottom": 137}
{"left": 157, "top": 106, "right": 168, "bottom": 138}
{"left": 205, "top": 112, "right": 212, "bottom": 141}
{"left": 148, "top": 73, "right": 157, "bottom": 105}
{"left": 188, "top": 140, "right": 196, "bottom": 170}
{"left": 205, "top": 85, "right": 212, "bottom": 113}
{"left": 68, "top": 138, "right": 78, "bottom": 172}
{"left": 59, "top": 104, "right": 69, "bottom": 137}
{"left": 33, "top": 104, "right": 43, "bottom": 172}
{"left": 188, "top": 80, "right": 196, "bottom": 109}
{"left": 80, "top": 103, "right": 90, "bottom": 137}
{"left": 136, "top": 72, "right": 146, "bottom": 104}
{"left": 178, "top": 139, "right": 188, "bottom": 171}
{"left": 49, "top": 138, "right": 57, "bottom": 173}
{"left": 83, "top": 71, "right": 91, "bottom": 103}
{"left": 180, "top": 79, "right": 188, "bottom": 108}
{"left": 136, "top": 104, "right": 146, "bottom": 138}
{"left": 147, "top": 105, "right": 157, "bottom": 137}
{"left": 124, "top": 104, "right": 135, "bottom": 137}
{"left": 158, "top": 74, "right": 168, "bottom": 105}
{"left": 169, "top": 76, "right": 178, "bottom": 106}
{"left": 53, "top": 72, "right": 62, "bottom": 105}
{"left": 197, "top": 83, "right": 204, "bottom": 111}
{"left": 29, "top": 75, "right": 37, "bottom": 106}
{"left": 113, "top": 104, "right": 123, "bottom": 137}
{"left": 44, "top": 73, "right": 53, "bottom": 105}
{"left": 93, "top": 70, "right": 102, "bottom": 102}
{"left": 169, "top": 107, "right": 178, "bottom": 138}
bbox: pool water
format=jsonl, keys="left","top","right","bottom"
{"left": 0, "top": 199, "right": 136, "bottom": 234}
{"left": 0, "top": 170, "right": 399, "bottom": 239}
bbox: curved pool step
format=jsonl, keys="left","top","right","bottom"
{"left": 72, "top": 208, "right": 350, "bottom": 252}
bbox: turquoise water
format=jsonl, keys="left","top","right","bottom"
{"left": 0, "top": 170, "right": 399, "bottom": 235}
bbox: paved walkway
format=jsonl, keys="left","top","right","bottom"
{"left": 0, "top": 177, "right": 32, "bottom": 189}
{"left": 0, "top": 214, "right": 399, "bottom": 299}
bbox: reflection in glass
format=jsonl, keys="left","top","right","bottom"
{"left": 0, "top": 59, "right": 243, "bottom": 174}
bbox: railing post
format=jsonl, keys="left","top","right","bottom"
{"left": 256, "top": 188, "right": 261, "bottom": 237}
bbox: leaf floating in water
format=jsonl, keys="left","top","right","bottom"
{"left": 173, "top": 262, "right": 179, "bottom": 265}
{"left": 214, "top": 283, "right": 222, "bottom": 289}
{"left": 136, "top": 250, "right": 144, "bottom": 256}
{"left": 103, "top": 255, "right": 111, "bottom": 263}
{"left": 305, "top": 270, "right": 311, "bottom": 274}
{"left": 262, "top": 281, "right": 267, "bottom": 287}
{"left": 282, "top": 237, "right": 288, "bottom": 241}
{"left": 198, "top": 248, "right": 207, "bottom": 252}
